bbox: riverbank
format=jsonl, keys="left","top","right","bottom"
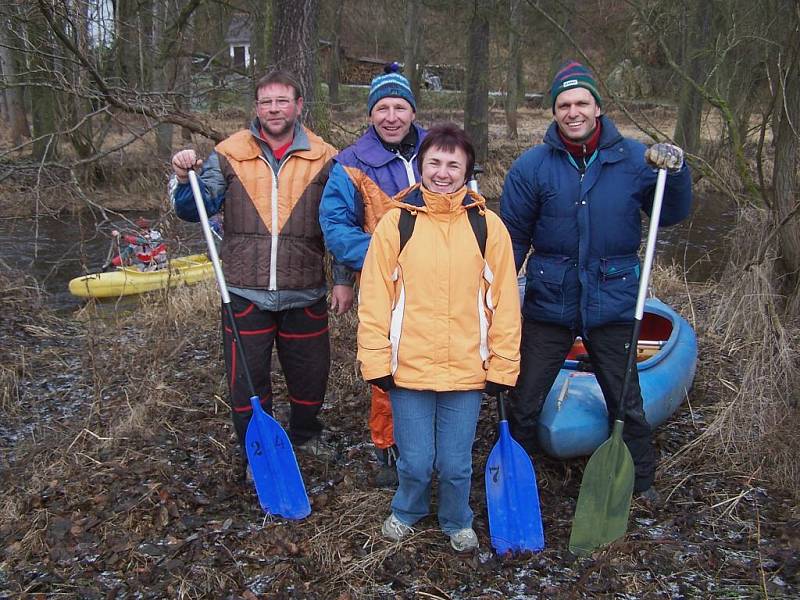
{"left": 0, "top": 264, "right": 797, "bottom": 598}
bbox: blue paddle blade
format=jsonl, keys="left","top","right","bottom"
{"left": 245, "top": 396, "right": 311, "bottom": 520}
{"left": 485, "top": 421, "right": 545, "bottom": 553}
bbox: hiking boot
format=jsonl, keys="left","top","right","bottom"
{"left": 295, "top": 435, "right": 337, "bottom": 461}
{"left": 449, "top": 528, "right": 479, "bottom": 552}
{"left": 382, "top": 513, "right": 413, "bottom": 542}
{"left": 374, "top": 445, "right": 399, "bottom": 488}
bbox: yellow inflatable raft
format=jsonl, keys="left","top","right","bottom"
{"left": 68, "top": 254, "right": 213, "bottom": 298}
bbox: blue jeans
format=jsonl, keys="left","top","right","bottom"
{"left": 389, "top": 388, "right": 482, "bottom": 534}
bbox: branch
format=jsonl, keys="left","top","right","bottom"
{"left": 157, "top": 0, "right": 204, "bottom": 66}
{"left": 745, "top": 200, "right": 800, "bottom": 271}
{"left": 624, "top": 0, "right": 761, "bottom": 200}
{"left": 34, "top": 0, "right": 225, "bottom": 142}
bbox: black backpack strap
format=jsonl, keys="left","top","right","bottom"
{"left": 398, "top": 202, "right": 486, "bottom": 258}
{"left": 398, "top": 209, "right": 416, "bottom": 254}
{"left": 467, "top": 207, "right": 487, "bottom": 258}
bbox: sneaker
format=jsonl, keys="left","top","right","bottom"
{"left": 449, "top": 528, "right": 479, "bottom": 552}
{"left": 296, "top": 435, "right": 337, "bottom": 461}
{"left": 382, "top": 513, "right": 413, "bottom": 542}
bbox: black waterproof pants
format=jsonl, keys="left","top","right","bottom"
{"left": 509, "top": 319, "right": 657, "bottom": 492}
{"left": 223, "top": 293, "right": 330, "bottom": 448}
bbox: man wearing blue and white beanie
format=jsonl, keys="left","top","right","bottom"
{"left": 320, "top": 63, "right": 427, "bottom": 489}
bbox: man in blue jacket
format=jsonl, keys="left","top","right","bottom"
{"left": 500, "top": 61, "right": 692, "bottom": 500}
{"left": 320, "top": 63, "right": 426, "bottom": 487}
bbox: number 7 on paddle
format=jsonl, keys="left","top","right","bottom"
{"left": 485, "top": 392, "right": 545, "bottom": 554}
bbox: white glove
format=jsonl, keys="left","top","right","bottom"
{"left": 645, "top": 143, "right": 684, "bottom": 172}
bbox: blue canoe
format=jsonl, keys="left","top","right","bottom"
{"left": 532, "top": 297, "right": 698, "bottom": 459}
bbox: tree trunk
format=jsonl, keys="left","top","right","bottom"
{"left": 114, "top": 0, "right": 140, "bottom": 87}
{"left": 28, "top": 5, "right": 59, "bottom": 160}
{"left": 271, "top": 0, "right": 319, "bottom": 129}
{"left": 207, "top": 1, "right": 228, "bottom": 112}
{"left": 403, "top": 0, "right": 423, "bottom": 103}
{"left": 328, "top": 0, "right": 344, "bottom": 104}
{"left": 673, "top": 1, "right": 711, "bottom": 154}
{"left": 67, "top": 0, "right": 95, "bottom": 161}
{"left": 153, "top": 0, "right": 176, "bottom": 160}
{"left": 0, "top": 12, "right": 30, "bottom": 144}
{"left": 253, "top": 0, "right": 272, "bottom": 73}
{"left": 464, "top": 0, "right": 490, "bottom": 165}
{"left": 773, "top": 49, "right": 800, "bottom": 309}
{"left": 504, "top": 0, "right": 521, "bottom": 139}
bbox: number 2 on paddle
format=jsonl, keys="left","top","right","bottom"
{"left": 250, "top": 440, "right": 263, "bottom": 456}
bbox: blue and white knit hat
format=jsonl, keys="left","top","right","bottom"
{"left": 367, "top": 63, "right": 417, "bottom": 114}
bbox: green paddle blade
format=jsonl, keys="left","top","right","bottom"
{"left": 569, "top": 420, "right": 634, "bottom": 556}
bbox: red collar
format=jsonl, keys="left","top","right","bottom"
{"left": 259, "top": 126, "right": 293, "bottom": 160}
{"left": 558, "top": 121, "right": 602, "bottom": 157}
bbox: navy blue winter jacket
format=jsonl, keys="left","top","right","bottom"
{"left": 500, "top": 116, "right": 692, "bottom": 331}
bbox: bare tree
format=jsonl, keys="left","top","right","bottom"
{"left": 27, "top": 4, "right": 60, "bottom": 160}
{"left": 403, "top": 0, "right": 423, "bottom": 103}
{"left": 252, "top": 0, "right": 272, "bottom": 73}
{"left": 464, "top": 0, "right": 490, "bottom": 164}
{"left": 271, "top": 0, "right": 320, "bottom": 129}
{"left": 772, "top": 26, "right": 800, "bottom": 309}
{"left": 328, "top": 0, "right": 344, "bottom": 104}
{"left": 504, "top": 0, "right": 522, "bottom": 139}
{"left": 0, "top": 3, "right": 30, "bottom": 144}
{"left": 673, "top": 1, "right": 711, "bottom": 156}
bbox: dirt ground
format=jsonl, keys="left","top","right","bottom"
{"left": 0, "top": 261, "right": 798, "bottom": 598}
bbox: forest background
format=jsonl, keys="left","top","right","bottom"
{"left": 0, "top": 0, "right": 798, "bottom": 598}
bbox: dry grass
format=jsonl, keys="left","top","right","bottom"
{"left": 2, "top": 250, "right": 799, "bottom": 597}
{"left": 667, "top": 207, "right": 799, "bottom": 497}
{"left": 0, "top": 265, "right": 42, "bottom": 412}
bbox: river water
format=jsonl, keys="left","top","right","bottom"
{"left": 0, "top": 191, "right": 734, "bottom": 310}
{"left": 0, "top": 213, "right": 208, "bottom": 310}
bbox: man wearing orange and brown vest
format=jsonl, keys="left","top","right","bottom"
{"left": 320, "top": 63, "right": 426, "bottom": 487}
{"left": 169, "top": 71, "right": 343, "bottom": 469}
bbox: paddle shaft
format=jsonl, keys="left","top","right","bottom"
{"left": 187, "top": 170, "right": 258, "bottom": 398}
{"left": 615, "top": 168, "right": 668, "bottom": 419}
{"left": 497, "top": 391, "right": 508, "bottom": 421}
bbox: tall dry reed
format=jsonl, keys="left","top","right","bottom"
{"left": 691, "top": 207, "right": 799, "bottom": 496}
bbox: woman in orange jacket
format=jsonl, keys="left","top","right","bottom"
{"left": 357, "top": 124, "right": 521, "bottom": 552}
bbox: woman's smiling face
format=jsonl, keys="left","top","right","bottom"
{"left": 420, "top": 146, "right": 468, "bottom": 194}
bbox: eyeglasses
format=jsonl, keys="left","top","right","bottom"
{"left": 256, "top": 97, "right": 293, "bottom": 109}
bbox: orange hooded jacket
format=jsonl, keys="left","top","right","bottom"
{"left": 357, "top": 185, "right": 521, "bottom": 391}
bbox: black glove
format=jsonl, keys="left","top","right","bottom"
{"left": 369, "top": 375, "right": 396, "bottom": 392}
{"left": 484, "top": 381, "right": 510, "bottom": 397}
{"left": 645, "top": 143, "right": 684, "bottom": 172}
